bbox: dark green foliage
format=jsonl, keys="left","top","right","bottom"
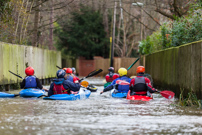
{"left": 54, "top": 6, "right": 109, "bottom": 59}
{"left": 139, "top": 37, "right": 151, "bottom": 55}
{"left": 171, "top": 14, "right": 202, "bottom": 46}
{"left": 0, "top": 0, "right": 12, "bottom": 21}
{"left": 161, "top": 25, "right": 171, "bottom": 48}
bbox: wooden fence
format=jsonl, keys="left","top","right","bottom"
{"left": 0, "top": 42, "right": 61, "bottom": 85}
{"left": 145, "top": 40, "right": 202, "bottom": 99}
{"left": 77, "top": 57, "right": 140, "bottom": 77}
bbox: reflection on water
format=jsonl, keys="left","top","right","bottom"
{"left": 0, "top": 83, "right": 202, "bottom": 135}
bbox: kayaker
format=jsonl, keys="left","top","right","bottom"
{"left": 20, "top": 66, "right": 48, "bottom": 91}
{"left": 100, "top": 67, "right": 131, "bottom": 94}
{"left": 71, "top": 67, "right": 80, "bottom": 82}
{"left": 64, "top": 68, "right": 74, "bottom": 82}
{"left": 129, "top": 66, "right": 157, "bottom": 97}
{"left": 48, "top": 69, "right": 80, "bottom": 96}
{"left": 105, "top": 67, "right": 119, "bottom": 82}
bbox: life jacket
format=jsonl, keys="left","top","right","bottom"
{"left": 53, "top": 83, "right": 69, "bottom": 94}
{"left": 116, "top": 76, "right": 131, "bottom": 93}
{"left": 25, "top": 76, "right": 37, "bottom": 88}
{"left": 106, "top": 72, "right": 119, "bottom": 82}
{"left": 105, "top": 72, "right": 114, "bottom": 82}
{"left": 112, "top": 73, "right": 119, "bottom": 80}
{"left": 133, "top": 76, "right": 147, "bottom": 95}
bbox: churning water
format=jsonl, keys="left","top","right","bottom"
{"left": 0, "top": 78, "right": 202, "bottom": 135}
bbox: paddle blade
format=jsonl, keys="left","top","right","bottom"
{"left": 116, "top": 80, "right": 130, "bottom": 85}
{"left": 80, "top": 81, "right": 89, "bottom": 88}
{"left": 160, "top": 90, "right": 175, "bottom": 99}
{"left": 86, "top": 69, "right": 103, "bottom": 78}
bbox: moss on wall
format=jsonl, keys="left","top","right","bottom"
{"left": 145, "top": 41, "right": 202, "bottom": 99}
{"left": 0, "top": 42, "right": 61, "bottom": 85}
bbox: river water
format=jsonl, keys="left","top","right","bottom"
{"left": 0, "top": 78, "right": 202, "bottom": 135}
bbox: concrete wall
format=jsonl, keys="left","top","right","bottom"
{"left": 0, "top": 42, "right": 61, "bottom": 85}
{"left": 145, "top": 40, "right": 202, "bottom": 99}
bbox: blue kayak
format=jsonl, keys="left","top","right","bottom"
{"left": 43, "top": 89, "right": 91, "bottom": 100}
{"left": 0, "top": 92, "right": 18, "bottom": 98}
{"left": 111, "top": 92, "right": 127, "bottom": 98}
{"left": 110, "top": 89, "right": 127, "bottom": 98}
{"left": 19, "top": 88, "right": 45, "bottom": 97}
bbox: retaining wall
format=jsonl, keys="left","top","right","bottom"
{"left": 0, "top": 42, "right": 61, "bottom": 85}
{"left": 145, "top": 40, "right": 202, "bottom": 99}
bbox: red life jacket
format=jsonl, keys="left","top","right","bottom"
{"left": 113, "top": 73, "right": 119, "bottom": 80}
{"left": 53, "top": 83, "right": 68, "bottom": 94}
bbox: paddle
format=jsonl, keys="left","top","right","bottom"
{"left": 157, "top": 90, "right": 175, "bottom": 99}
{"left": 127, "top": 57, "right": 140, "bottom": 71}
{"left": 79, "top": 69, "right": 103, "bottom": 82}
{"left": 80, "top": 81, "right": 89, "bottom": 88}
{"left": 8, "top": 70, "right": 24, "bottom": 79}
{"left": 56, "top": 65, "right": 62, "bottom": 69}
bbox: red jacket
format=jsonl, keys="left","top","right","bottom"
{"left": 105, "top": 73, "right": 119, "bottom": 82}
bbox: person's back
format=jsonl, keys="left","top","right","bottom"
{"left": 52, "top": 78, "right": 67, "bottom": 94}
{"left": 20, "top": 66, "right": 48, "bottom": 91}
{"left": 24, "top": 75, "right": 37, "bottom": 88}
{"left": 101, "top": 67, "right": 131, "bottom": 94}
{"left": 112, "top": 75, "right": 131, "bottom": 93}
{"left": 105, "top": 67, "right": 119, "bottom": 82}
{"left": 48, "top": 69, "right": 80, "bottom": 96}
{"left": 130, "top": 66, "right": 157, "bottom": 96}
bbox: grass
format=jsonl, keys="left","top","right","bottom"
{"left": 178, "top": 88, "right": 201, "bottom": 109}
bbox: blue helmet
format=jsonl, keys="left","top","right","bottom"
{"left": 56, "top": 69, "right": 66, "bottom": 78}
{"left": 71, "top": 67, "right": 76, "bottom": 72}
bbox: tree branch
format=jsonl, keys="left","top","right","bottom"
{"left": 132, "top": 1, "right": 161, "bottom": 26}
{"left": 122, "top": 7, "right": 156, "bottom": 31}
{"left": 154, "top": 8, "right": 176, "bottom": 20}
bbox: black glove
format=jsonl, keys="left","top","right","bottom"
{"left": 115, "top": 84, "right": 119, "bottom": 89}
{"left": 103, "top": 85, "right": 113, "bottom": 92}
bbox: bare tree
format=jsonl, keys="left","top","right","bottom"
{"left": 154, "top": 0, "right": 194, "bottom": 20}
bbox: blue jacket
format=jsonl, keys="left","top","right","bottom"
{"left": 104, "top": 75, "right": 131, "bottom": 93}
{"left": 65, "top": 75, "right": 74, "bottom": 82}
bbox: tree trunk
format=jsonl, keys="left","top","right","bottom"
{"left": 49, "top": 0, "right": 54, "bottom": 50}
{"left": 32, "top": 0, "right": 40, "bottom": 47}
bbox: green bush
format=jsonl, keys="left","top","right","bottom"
{"left": 171, "top": 13, "right": 202, "bottom": 46}
{"left": 139, "top": 12, "right": 202, "bottom": 55}
{"left": 139, "top": 25, "right": 171, "bottom": 55}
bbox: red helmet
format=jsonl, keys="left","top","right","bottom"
{"left": 66, "top": 68, "right": 72, "bottom": 74}
{"left": 136, "top": 66, "right": 145, "bottom": 74}
{"left": 25, "top": 66, "right": 34, "bottom": 76}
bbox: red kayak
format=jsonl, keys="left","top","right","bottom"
{"left": 126, "top": 90, "right": 153, "bottom": 101}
